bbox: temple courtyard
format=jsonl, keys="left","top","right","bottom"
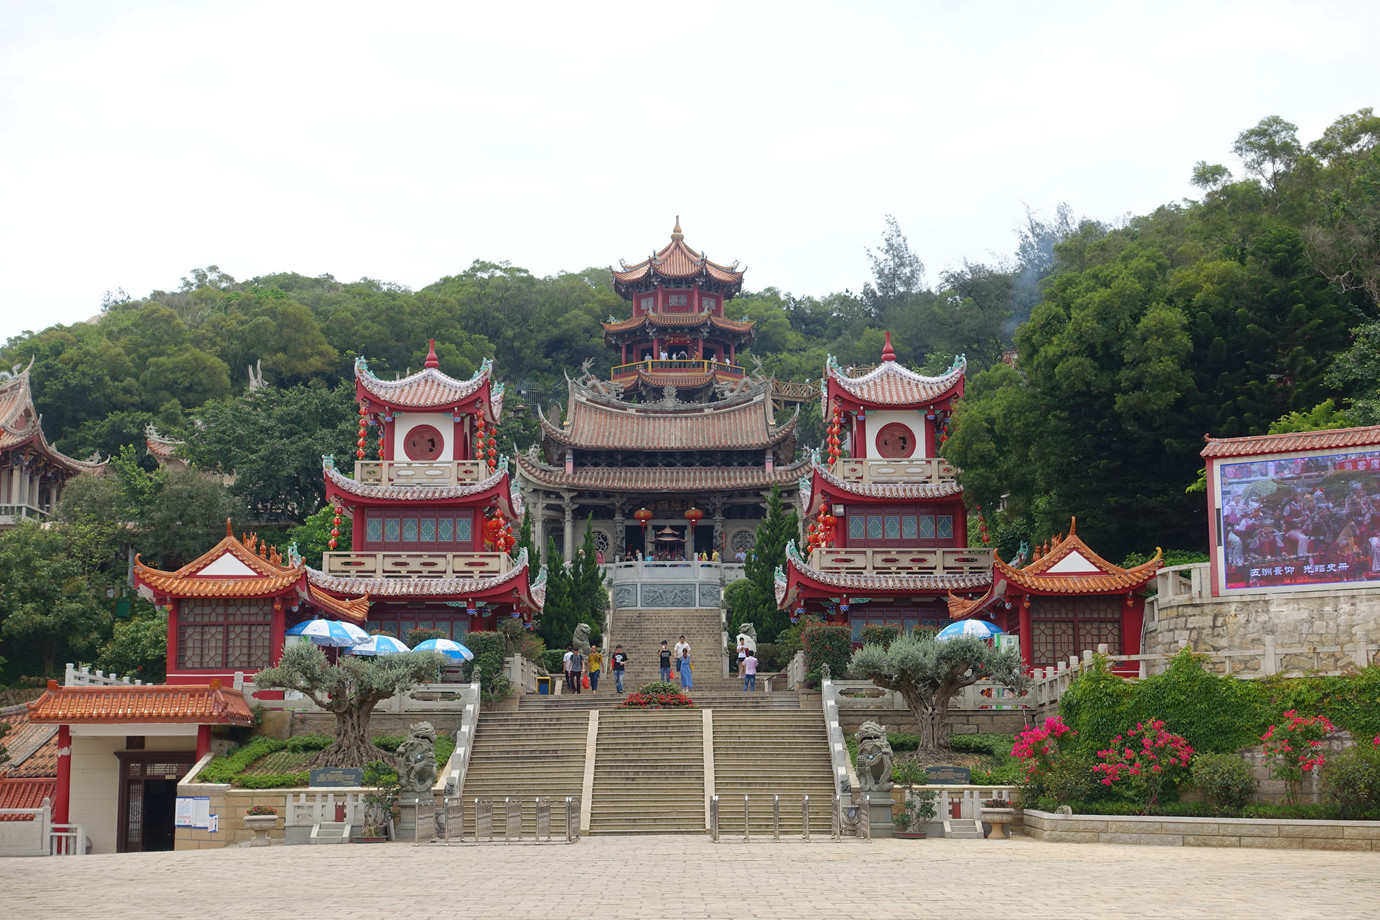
{"left": 2, "top": 835, "right": 1376, "bottom": 919}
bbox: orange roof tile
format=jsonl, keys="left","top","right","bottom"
{"left": 993, "top": 517, "right": 1162, "bottom": 595}
{"left": 611, "top": 221, "right": 745, "bottom": 299}
{"left": 516, "top": 453, "right": 807, "bottom": 494}
{"left": 779, "top": 542, "right": 991, "bottom": 606}
{"left": 826, "top": 354, "right": 966, "bottom": 415}
{"left": 27, "top": 683, "right": 253, "bottom": 726}
{"left": 1201, "top": 425, "right": 1380, "bottom": 459}
{"left": 0, "top": 778, "right": 56, "bottom": 819}
{"left": 0, "top": 704, "right": 58, "bottom": 778}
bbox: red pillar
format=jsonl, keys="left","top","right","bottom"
{"left": 271, "top": 598, "right": 286, "bottom": 665}
{"left": 196, "top": 725, "right": 212, "bottom": 761}
{"left": 1018, "top": 597, "right": 1033, "bottom": 672}
{"left": 166, "top": 601, "right": 180, "bottom": 681}
{"left": 54, "top": 723, "right": 71, "bottom": 824}
{"left": 854, "top": 411, "right": 867, "bottom": 460}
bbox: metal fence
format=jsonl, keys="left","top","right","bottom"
{"left": 430, "top": 796, "right": 580, "bottom": 844}
{"left": 706, "top": 793, "right": 859, "bottom": 843}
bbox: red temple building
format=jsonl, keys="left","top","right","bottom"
{"left": 776, "top": 336, "right": 993, "bottom": 637}
{"left": 0, "top": 360, "right": 106, "bottom": 527}
{"left": 518, "top": 221, "right": 805, "bottom": 569}
{"left": 944, "top": 519, "right": 1162, "bottom": 671}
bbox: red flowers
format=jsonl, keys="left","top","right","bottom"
{"left": 1092, "top": 720, "right": 1194, "bottom": 811}
{"left": 1262, "top": 711, "right": 1336, "bottom": 802}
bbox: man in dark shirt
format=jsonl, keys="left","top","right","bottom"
{"left": 612, "top": 644, "right": 628, "bottom": 694}
{"left": 659, "top": 641, "right": 672, "bottom": 682}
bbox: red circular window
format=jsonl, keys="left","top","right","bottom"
{"left": 404, "top": 424, "right": 445, "bottom": 460}
{"left": 876, "top": 422, "right": 915, "bottom": 459}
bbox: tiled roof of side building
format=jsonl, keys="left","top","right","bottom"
{"left": 0, "top": 363, "right": 107, "bottom": 473}
{"left": 27, "top": 683, "right": 254, "bottom": 726}
{"left": 825, "top": 353, "right": 966, "bottom": 414}
{"left": 1201, "top": 424, "right": 1380, "bottom": 459}
{"left": 355, "top": 354, "right": 495, "bottom": 412}
{"left": 0, "top": 778, "right": 57, "bottom": 819}
{"left": 516, "top": 454, "right": 808, "bottom": 493}
{"left": 541, "top": 389, "right": 794, "bottom": 452}
{"left": 782, "top": 545, "right": 992, "bottom": 595}
{"left": 0, "top": 703, "right": 58, "bottom": 778}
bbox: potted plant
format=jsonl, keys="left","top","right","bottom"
{"left": 357, "top": 761, "right": 399, "bottom": 843}
{"left": 892, "top": 788, "right": 937, "bottom": 838}
{"left": 243, "top": 805, "right": 279, "bottom": 847}
{"left": 980, "top": 797, "right": 1016, "bottom": 840}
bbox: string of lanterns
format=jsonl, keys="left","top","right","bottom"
{"left": 485, "top": 508, "right": 515, "bottom": 553}
{"left": 473, "top": 405, "right": 499, "bottom": 473}
{"left": 328, "top": 501, "right": 343, "bottom": 550}
{"left": 826, "top": 404, "right": 845, "bottom": 467}
{"left": 356, "top": 402, "right": 370, "bottom": 460}
{"left": 976, "top": 505, "right": 991, "bottom": 546}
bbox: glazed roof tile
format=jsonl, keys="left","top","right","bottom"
{"left": 355, "top": 356, "right": 494, "bottom": 412}
{"left": 782, "top": 546, "right": 992, "bottom": 594}
{"left": 0, "top": 778, "right": 56, "bottom": 819}
{"left": 601, "top": 312, "right": 755, "bottom": 335}
{"left": 611, "top": 223, "right": 744, "bottom": 298}
{"left": 0, "top": 704, "right": 58, "bottom": 778}
{"left": 993, "top": 518, "right": 1162, "bottom": 594}
{"left": 323, "top": 464, "right": 510, "bottom": 503}
{"left": 28, "top": 683, "right": 254, "bottom": 726}
{"left": 306, "top": 549, "right": 538, "bottom": 610}
{"left": 634, "top": 369, "right": 718, "bottom": 389}
{"left": 541, "top": 389, "right": 792, "bottom": 452}
{"left": 825, "top": 354, "right": 966, "bottom": 414}
{"left": 810, "top": 461, "right": 963, "bottom": 504}
{"left": 516, "top": 454, "right": 808, "bottom": 493}
{"left": 144, "top": 424, "right": 182, "bottom": 460}
{"left": 1201, "top": 425, "right": 1380, "bottom": 459}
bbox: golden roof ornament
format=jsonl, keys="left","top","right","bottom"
{"left": 671, "top": 216, "right": 684, "bottom": 241}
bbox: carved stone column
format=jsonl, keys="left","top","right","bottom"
{"left": 612, "top": 498, "right": 626, "bottom": 561}
{"left": 712, "top": 499, "right": 725, "bottom": 557}
{"left": 562, "top": 494, "right": 575, "bottom": 564}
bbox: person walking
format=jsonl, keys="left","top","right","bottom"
{"left": 742, "top": 649, "right": 758, "bottom": 692}
{"left": 612, "top": 644, "right": 628, "bottom": 694}
{"left": 569, "top": 646, "right": 584, "bottom": 694}
{"left": 563, "top": 645, "right": 573, "bottom": 693}
{"left": 659, "top": 641, "right": 673, "bottom": 682}
{"left": 673, "top": 634, "right": 690, "bottom": 664}
{"left": 678, "top": 647, "right": 693, "bottom": 690}
{"left": 587, "top": 646, "right": 603, "bottom": 694}
{"left": 735, "top": 637, "right": 749, "bottom": 674}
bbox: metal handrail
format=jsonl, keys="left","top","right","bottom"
{"left": 414, "top": 794, "right": 436, "bottom": 846}
{"left": 710, "top": 795, "right": 719, "bottom": 842}
{"left": 442, "top": 795, "right": 465, "bottom": 845}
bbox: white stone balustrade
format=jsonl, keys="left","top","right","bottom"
{"left": 833, "top": 457, "right": 957, "bottom": 484}
{"left": 353, "top": 460, "right": 485, "bottom": 486}
{"left": 321, "top": 551, "right": 511, "bottom": 579}
{"left": 809, "top": 546, "right": 993, "bottom": 576}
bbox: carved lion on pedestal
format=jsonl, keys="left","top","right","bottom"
{"left": 572, "top": 623, "right": 592, "bottom": 658}
{"left": 396, "top": 721, "right": 438, "bottom": 792}
{"left": 854, "top": 721, "right": 894, "bottom": 792}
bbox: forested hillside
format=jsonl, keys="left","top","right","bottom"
{"left": 0, "top": 111, "right": 1377, "bottom": 682}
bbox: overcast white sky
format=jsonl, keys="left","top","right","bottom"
{"left": 1, "top": 1, "right": 1376, "bottom": 344}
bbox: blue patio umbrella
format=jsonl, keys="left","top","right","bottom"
{"left": 285, "top": 618, "right": 370, "bottom": 648}
{"left": 346, "top": 635, "right": 413, "bottom": 656}
{"left": 935, "top": 619, "right": 1006, "bottom": 641}
{"left": 413, "top": 638, "right": 474, "bottom": 661}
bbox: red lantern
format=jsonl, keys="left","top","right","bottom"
{"left": 634, "top": 507, "right": 653, "bottom": 529}
{"left": 684, "top": 507, "right": 704, "bottom": 525}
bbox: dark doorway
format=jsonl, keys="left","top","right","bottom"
{"left": 115, "top": 751, "right": 197, "bottom": 852}
{"left": 142, "top": 779, "right": 177, "bottom": 851}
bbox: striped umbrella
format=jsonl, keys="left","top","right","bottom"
{"left": 346, "top": 635, "right": 412, "bottom": 656}
{"left": 285, "top": 619, "right": 370, "bottom": 648}
{"left": 413, "top": 638, "right": 474, "bottom": 661}
{"left": 935, "top": 619, "right": 1006, "bottom": 641}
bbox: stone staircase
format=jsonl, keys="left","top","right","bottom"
{"left": 458, "top": 710, "right": 588, "bottom": 836}
{"left": 520, "top": 690, "right": 801, "bottom": 712}
{"left": 710, "top": 711, "right": 836, "bottom": 837}
{"left": 588, "top": 710, "right": 706, "bottom": 835}
{"left": 609, "top": 607, "right": 738, "bottom": 691}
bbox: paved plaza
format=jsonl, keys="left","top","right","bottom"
{"left": 2, "top": 834, "right": 1378, "bottom": 920}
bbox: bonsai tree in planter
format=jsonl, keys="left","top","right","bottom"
{"left": 359, "top": 760, "right": 400, "bottom": 840}
{"left": 893, "top": 788, "right": 938, "bottom": 836}
{"left": 253, "top": 641, "right": 446, "bottom": 767}
{"left": 848, "top": 632, "right": 1028, "bottom": 757}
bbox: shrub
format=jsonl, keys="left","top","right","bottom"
{"left": 1191, "top": 753, "right": 1258, "bottom": 812}
{"left": 542, "top": 649, "right": 566, "bottom": 675}
{"left": 635, "top": 680, "right": 680, "bottom": 696}
{"left": 284, "top": 734, "right": 332, "bottom": 753}
{"left": 1058, "top": 656, "right": 1134, "bottom": 752}
{"left": 1129, "top": 650, "right": 1269, "bottom": 754}
{"left": 861, "top": 624, "right": 900, "bottom": 648}
{"left": 1262, "top": 710, "right": 1337, "bottom": 804}
{"left": 802, "top": 623, "right": 852, "bottom": 682}
{"left": 1262, "top": 666, "right": 1380, "bottom": 742}
{"left": 950, "top": 733, "right": 1012, "bottom": 756}
{"left": 1093, "top": 720, "right": 1194, "bottom": 813}
{"left": 405, "top": 627, "right": 448, "bottom": 649}
{"left": 1011, "top": 717, "right": 1078, "bottom": 796}
{"left": 754, "top": 642, "right": 782, "bottom": 672}
{"left": 464, "top": 631, "right": 511, "bottom": 701}
{"left": 1320, "top": 742, "right": 1380, "bottom": 819}
{"left": 198, "top": 737, "right": 285, "bottom": 783}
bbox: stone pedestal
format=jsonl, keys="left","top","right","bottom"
{"left": 865, "top": 793, "right": 895, "bottom": 838}
{"left": 396, "top": 793, "right": 437, "bottom": 842}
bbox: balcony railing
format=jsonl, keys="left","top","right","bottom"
{"left": 809, "top": 546, "right": 992, "bottom": 576}
{"left": 832, "top": 458, "right": 956, "bottom": 484}
{"left": 609, "top": 359, "right": 745, "bottom": 380}
{"left": 354, "top": 460, "right": 485, "bottom": 487}
{"left": 321, "top": 552, "right": 512, "bottom": 579}
{"left": 0, "top": 503, "right": 50, "bottom": 526}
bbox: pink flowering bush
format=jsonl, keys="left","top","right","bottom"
{"left": 1011, "top": 717, "right": 1091, "bottom": 805}
{"left": 1261, "top": 710, "right": 1337, "bottom": 804}
{"left": 1092, "top": 720, "right": 1194, "bottom": 813}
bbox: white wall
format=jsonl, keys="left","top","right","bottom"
{"left": 69, "top": 732, "right": 197, "bottom": 854}
{"left": 393, "top": 411, "right": 457, "bottom": 459}
{"left": 864, "top": 409, "right": 928, "bottom": 459}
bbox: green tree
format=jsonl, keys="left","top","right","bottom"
{"left": 252, "top": 642, "right": 446, "bottom": 767}
{"left": 536, "top": 537, "right": 575, "bottom": 650}
{"left": 848, "top": 632, "right": 1028, "bottom": 756}
{"left": 97, "top": 604, "right": 168, "bottom": 683}
{"left": 735, "top": 486, "right": 796, "bottom": 643}
{"left": 287, "top": 504, "right": 352, "bottom": 569}
{"left": 0, "top": 523, "right": 113, "bottom": 677}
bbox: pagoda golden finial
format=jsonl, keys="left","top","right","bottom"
{"left": 225, "top": 518, "right": 233, "bottom": 537}
{"left": 671, "top": 216, "right": 683, "bottom": 241}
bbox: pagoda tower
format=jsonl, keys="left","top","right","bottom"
{"left": 776, "top": 335, "right": 993, "bottom": 637}
{"left": 308, "top": 344, "right": 544, "bottom": 639}
{"left": 517, "top": 221, "right": 805, "bottom": 569}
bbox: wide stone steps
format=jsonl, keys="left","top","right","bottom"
{"left": 518, "top": 691, "right": 801, "bottom": 712}
{"left": 609, "top": 607, "right": 733, "bottom": 690}
{"left": 459, "top": 711, "right": 588, "bottom": 836}
{"left": 588, "top": 710, "right": 705, "bottom": 835}
{"left": 711, "top": 712, "right": 835, "bottom": 835}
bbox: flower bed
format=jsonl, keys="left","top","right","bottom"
{"left": 618, "top": 690, "right": 695, "bottom": 709}
{"left": 1024, "top": 809, "right": 1380, "bottom": 850}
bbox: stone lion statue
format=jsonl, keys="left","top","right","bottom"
{"left": 396, "top": 721, "right": 438, "bottom": 792}
{"left": 854, "top": 721, "right": 894, "bottom": 792}
{"left": 736, "top": 623, "right": 758, "bottom": 653}
{"left": 572, "top": 623, "right": 592, "bottom": 658}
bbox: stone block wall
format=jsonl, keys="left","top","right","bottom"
{"left": 174, "top": 784, "right": 291, "bottom": 851}
{"left": 1024, "top": 809, "right": 1380, "bottom": 850}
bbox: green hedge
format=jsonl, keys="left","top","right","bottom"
{"left": 802, "top": 623, "right": 852, "bottom": 682}
{"left": 861, "top": 624, "right": 900, "bottom": 648}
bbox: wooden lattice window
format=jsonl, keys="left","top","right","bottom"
{"left": 178, "top": 600, "right": 273, "bottom": 670}
{"left": 1029, "top": 597, "right": 1121, "bottom": 668}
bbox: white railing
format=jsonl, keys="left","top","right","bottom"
{"left": 786, "top": 649, "right": 807, "bottom": 690}
{"left": 809, "top": 546, "right": 993, "bottom": 576}
{"left": 0, "top": 503, "right": 50, "bottom": 524}
{"left": 436, "top": 681, "right": 482, "bottom": 796}
{"left": 820, "top": 676, "right": 858, "bottom": 796}
{"left": 1151, "top": 562, "right": 1211, "bottom": 609}
{"left": 606, "top": 560, "right": 739, "bottom": 583}
{"left": 905, "top": 784, "right": 1021, "bottom": 821}
{"left": 234, "top": 675, "right": 475, "bottom": 712}
{"left": 832, "top": 679, "right": 1026, "bottom": 712}
{"left": 65, "top": 662, "right": 142, "bottom": 686}
{"left": 505, "top": 654, "right": 541, "bottom": 694}
{"left": 0, "top": 799, "right": 85, "bottom": 857}
{"left": 321, "top": 551, "right": 512, "bottom": 579}
{"left": 285, "top": 792, "right": 367, "bottom": 827}
{"left": 834, "top": 458, "right": 957, "bottom": 484}
{"left": 354, "top": 460, "right": 485, "bottom": 487}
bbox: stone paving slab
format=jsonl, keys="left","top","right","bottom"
{"left": 2, "top": 834, "right": 1378, "bottom": 919}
